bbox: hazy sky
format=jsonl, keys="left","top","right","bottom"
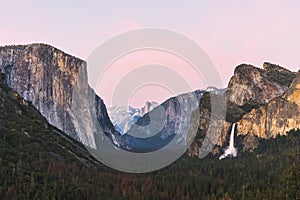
{"left": 1, "top": 0, "right": 299, "bottom": 107}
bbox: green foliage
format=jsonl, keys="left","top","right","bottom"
{"left": 0, "top": 78, "right": 299, "bottom": 199}
{"left": 281, "top": 130, "right": 300, "bottom": 200}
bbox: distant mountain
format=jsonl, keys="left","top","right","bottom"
{"left": 107, "top": 101, "right": 158, "bottom": 134}
{"left": 204, "top": 86, "right": 219, "bottom": 92}
{"left": 1, "top": 44, "right": 299, "bottom": 199}
{"left": 121, "top": 90, "right": 204, "bottom": 152}
{"left": 0, "top": 70, "right": 299, "bottom": 200}
{"left": 2, "top": 43, "right": 298, "bottom": 157}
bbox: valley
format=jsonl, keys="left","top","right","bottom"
{"left": 0, "top": 44, "right": 299, "bottom": 199}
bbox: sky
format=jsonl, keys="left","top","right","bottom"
{"left": 1, "top": 0, "right": 300, "bottom": 107}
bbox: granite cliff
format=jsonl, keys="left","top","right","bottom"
{"left": 237, "top": 69, "right": 300, "bottom": 139}
{"left": 0, "top": 44, "right": 115, "bottom": 148}
{"left": 227, "top": 62, "right": 294, "bottom": 106}
{"left": 189, "top": 62, "right": 298, "bottom": 156}
{"left": 123, "top": 90, "right": 203, "bottom": 152}
{"left": 1, "top": 43, "right": 298, "bottom": 155}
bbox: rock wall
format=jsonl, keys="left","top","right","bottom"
{"left": 226, "top": 63, "right": 293, "bottom": 106}
{"left": 0, "top": 44, "right": 114, "bottom": 148}
{"left": 189, "top": 63, "right": 297, "bottom": 156}
{"left": 237, "top": 71, "right": 300, "bottom": 138}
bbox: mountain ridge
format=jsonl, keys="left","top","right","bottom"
{"left": 1, "top": 43, "right": 299, "bottom": 157}
{"left": 107, "top": 101, "right": 158, "bottom": 134}
{"left": 1, "top": 63, "right": 299, "bottom": 199}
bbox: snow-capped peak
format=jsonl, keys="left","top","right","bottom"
{"left": 107, "top": 101, "right": 158, "bottom": 134}
{"left": 205, "top": 86, "right": 219, "bottom": 92}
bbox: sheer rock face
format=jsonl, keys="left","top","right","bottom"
{"left": 226, "top": 63, "right": 292, "bottom": 106}
{"left": 0, "top": 44, "right": 114, "bottom": 148}
{"left": 237, "top": 71, "right": 300, "bottom": 139}
{"left": 133, "top": 90, "right": 203, "bottom": 140}
{"left": 189, "top": 63, "right": 297, "bottom": 156}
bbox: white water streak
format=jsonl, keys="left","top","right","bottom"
{"left": 219, "top": 123, "right": 237, "bottom": 160}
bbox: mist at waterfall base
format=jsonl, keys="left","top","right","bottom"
{"left": 219, "top": 123, "right": 237, "bottom": 160}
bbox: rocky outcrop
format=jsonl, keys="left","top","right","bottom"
{"left": 0, "top": 44, "right": 115, "bottom": 148}
{"left": 226, "top": 63, "right": 294, "bottom": 106}
{"left": 2, "top": 43, "right": 298, "bottom": 155}
{"left": 189, "top": 63, "right": 297, "bottom": 156}
{"left": 107, "top": 101, "right": 158, "bottom": 134}
{"left": 237, "top": 71, "right": 300, "bottom": 138}
{"left": 95, "top": 95, "right": 115, "bottom": 132}
{"left": 223, "top": 63, "right": 296, "bottom": 144}
{"left": 123, "top": 90, "right": 203, "bottom": 152}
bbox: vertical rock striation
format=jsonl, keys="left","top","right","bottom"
{"left": 226, "top": 63, "right": 291, "bottom": 106}
{"left": 0, "top": 43, "right": 114, "bottom": 148}
{"left": 189, "top": 63, "right": 297, "bottom": 156}
{"left": 237, "top": 71, "right": 300, "bottom": 138}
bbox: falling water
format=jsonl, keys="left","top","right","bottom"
{"left": 219, "top": 123, "right": 237, "bottom": 160}
{"left": 229, "top": 123, "right": 235, "bottom": 149}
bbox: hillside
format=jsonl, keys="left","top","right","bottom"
{"left": 0, "top": 72, "right": 299, "bottom": 199}
{"left": 0, "top": 73, "right": 104, "bottom": 199}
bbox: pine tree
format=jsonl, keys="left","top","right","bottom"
{"left": 283, "top": 134, "right": 300, "bottom": 199}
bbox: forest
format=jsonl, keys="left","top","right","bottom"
{"left": 0, "top": 76, "right": 299, "bottom": 199}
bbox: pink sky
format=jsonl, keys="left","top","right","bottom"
{"left": 95, "top": 49, "right": 207, "bottom": 107}
{"left": 1, "top": 0, "right": 299, "bottom": 107}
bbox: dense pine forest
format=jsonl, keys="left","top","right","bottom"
{"left": 0, "top": 74, "right": 299, "bottom": 199}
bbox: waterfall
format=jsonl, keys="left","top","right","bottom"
{"left": 229, "top": 123, "right": 236, "bottom": 148}
{"left": 219, "top": 123, "right": 237, "bottom": 160}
